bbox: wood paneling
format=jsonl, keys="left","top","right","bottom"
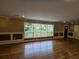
{"left": 54, "top": 24, "right": 64, "bottom": 31}
{"left": 0, "top": 16, "right": 24, "bottom": 32}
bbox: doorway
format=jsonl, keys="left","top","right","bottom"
{"left": 64, "top": 26, "right": 68, "bottom": 38}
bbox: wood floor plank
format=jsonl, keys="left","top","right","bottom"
{"left": 0, "top": 39, "right": 79, "bottom": 59}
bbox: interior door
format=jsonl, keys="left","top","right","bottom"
{"left": 64, "top": 26, "right": 68, "bottom": 38}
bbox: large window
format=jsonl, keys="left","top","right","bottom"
{"left": 24, "top": 23, "right": 54, "bottom": 38}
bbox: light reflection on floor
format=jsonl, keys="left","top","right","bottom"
{"left": 24, "top": 41, "right": 54, "bottom": 58}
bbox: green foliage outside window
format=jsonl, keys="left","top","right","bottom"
{"left": 24, "top": 23, "right": 54, "bottom": 38}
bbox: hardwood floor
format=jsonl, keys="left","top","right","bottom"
{"left": 0, "top": 39, "right": 79, "bottom": 59}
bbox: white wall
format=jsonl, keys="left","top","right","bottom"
{"left": 74, "top": 25, "right": 79, "bottom": 39}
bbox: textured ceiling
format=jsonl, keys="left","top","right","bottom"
{"left": 0, "top": 0, "right": 79, "bottom": 22}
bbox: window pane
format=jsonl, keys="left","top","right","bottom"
{"left": 47, "top": 25, "right": 53, "bottom": 32}
{"left": 24, "top": 23, "right": 33, "bottom": 32}
{"left": 41, "top": 24, "right": 47, "bottom": 32}
{"left": 24, "top": 23, "right": 54, "bottom": 38}
{"left": 24, "top": 32, "right": 33, "bottom": 38}
{"left": 33, "top": 24, "right": 41, "bottom": 32}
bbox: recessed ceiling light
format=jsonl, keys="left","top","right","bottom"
{"left": 22, "top": 15, "right": 25, "bottom": 18}
{"left": 64, "top": 21, "right": 66, "bottom": 23}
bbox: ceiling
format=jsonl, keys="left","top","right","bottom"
{"left": 0, "top": 0, "right": 79, "bottom": 22}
